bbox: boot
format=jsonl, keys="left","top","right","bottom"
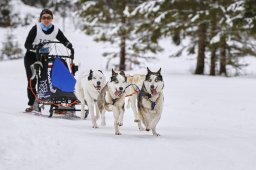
{"left": 25, "top": 105, "right": 33, "bottom": 112}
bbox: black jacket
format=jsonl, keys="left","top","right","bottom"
{"left": 24, "top": 24, "right": 72, "bottom": 50}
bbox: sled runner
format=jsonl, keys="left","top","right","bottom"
{"left": 30, "top": 41, "right": 88, "bottom": 118}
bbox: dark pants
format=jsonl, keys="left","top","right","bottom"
{"left": 24, "top": 51, "right": 37, "bottom": 106}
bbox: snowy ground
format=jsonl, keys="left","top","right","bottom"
{"left": 1, "top": 1, "right": 256, "bottom": 169}
{"left": 1, "top": 57, "right": 256, "bottom": 170}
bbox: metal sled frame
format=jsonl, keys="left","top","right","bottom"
{"left": 34, "top": 41, "right": 89, "bottom": 118}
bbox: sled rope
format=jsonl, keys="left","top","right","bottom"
{"left": 124, "top": 83, "right": 141, "bottom": 97}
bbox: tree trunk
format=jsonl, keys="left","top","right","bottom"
{"left": 210, "top": 46, "right": 217, "bottom": 76}
{"left": 119, "top": 12, "right": 126, "bottom": 71}
{"left": 210, "top": 11, "right": 217, "bottom": 76}
{"left": 119, "top": 33, "right": 126, "bottom": 71}
{"left": 195, "top": 22, "right": 207, "bottom": 75}
{"left": 219, "top": 36, "right": 227, "bottom": 76}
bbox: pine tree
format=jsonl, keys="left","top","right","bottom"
{"left": 1, "top": 30, "right": 23, "bottom": 60}
{"left": 134, "top": 0, "right": 209, "bottom": 74}
{"left": 21, "top": 0, "right": 50, "bottom": 7}
{"left": 0, "top": 0, "right": 11, "bottom": 27}
{"left": 79, "top": 0, "right": 161, "bottom": 70}
{"left": 53, "top": 0, "right": 73, "bottom": 32}
{"left": 137, "top": 0, "right": 256, "bottom": 76}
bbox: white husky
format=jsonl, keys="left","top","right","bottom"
{"left": 75, "top": 70, "right": 106, "bottom": 128}
{"left": 97, "top": 69, "right": 127, "bottom": 135}
{"left": 126, "top": 74, "right": 146, "bottom": 130}
{"left": 137, "top": 68, "right": 164, "bottom": 136}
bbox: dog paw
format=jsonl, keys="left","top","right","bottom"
{"left": 139, "top": 127, "right": 145, "bottom": 131}
{"left": 115, "top": 132, "right": 122, "bottom": 135}
{"left": 153, "top": 133, "right": 160, "bottom": 136}
{"left": 80, "top": 113, "right": 85, "bottom": 119}
{"left": 92, "top": 124, "right": 99, "bottom": 128}
{"left": 146, "top": 128, "right": 150, "bottom": 131}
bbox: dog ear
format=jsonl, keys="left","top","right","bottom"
{"left": 111, "top": 69, "right": 116, "bottom": 82}
{"left": 120, "top": 70, "right": 125, "bottom": 76}
{"left": 157, "top": 68, "right": 161, "bottom": 74}
{"left": 112, "top": 68, "right": 117, "bottom": 75}
{"left": 120, "top": 70, "right": 127, "bottom": 82}
{"left": 98, "top": 70, "right": 103, "bottom": 74}
{"left": 147, "top": 67, "right": 152, "bottom": 74}
{"left": 88, "top": 69, "right": 93, "bottom": 80}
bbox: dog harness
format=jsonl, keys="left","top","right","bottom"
{"left": 139, "top": 91, "right": 156, "bottom": 110}
{"left": 112, "top": 98, "right": 118, "bottom": 105}
{"left": 105, "top": 83, "right": 121, "bottom": 105}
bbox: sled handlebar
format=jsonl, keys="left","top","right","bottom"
{"left": 36, "top": 41, "right": 74, "bottom": 59}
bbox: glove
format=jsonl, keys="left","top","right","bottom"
{"left": 33, "top": 42, "right": 44, "bottom": 50}
{"left": 64, "top": 42, "right": 74, "bottom": 58}
{"left": 30, "top": 61, "right": 43, "bottom": 80}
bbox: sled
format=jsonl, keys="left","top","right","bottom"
{"left": 30, "top": 41, "right": 89, "bottom": 118}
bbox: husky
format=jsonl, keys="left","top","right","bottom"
{"left": 126, "top": 74, "right": 146, "bottom": 130}
{"left": 75, "top": 70, "right": 106, "bottom": 128}
{"left": 97, "top": 69, "right": 127, "bottom": 135}
{"left": 137, "top": 67, "right": 164, "bottom": 136}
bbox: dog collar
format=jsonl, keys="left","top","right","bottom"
{"left": 140, "top": 87, "right": 159, "bottom": 110}
{"left": 139, "top": 91, "right": 152, "bottom": 98}
{"left": 105, "top": 97, "right": 118, "bottom": 105}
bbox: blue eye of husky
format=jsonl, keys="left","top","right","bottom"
{"left": 115, "top": 80, "right": 119, "bottom": 84}
{"left": 155, "top": 78, "right": 158, "bottom": 82}
{"left": 93, "top": 77, "right": 96, "bottom": 79}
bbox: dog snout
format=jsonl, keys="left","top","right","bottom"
{"left": 119, "top": 87, "right": 123, "bottom": 91}
{"left": 150, "top": 85, "right": 155, "bottom": 89}
{"left": 97, "top": 81, "right": 101, "bottom": 85}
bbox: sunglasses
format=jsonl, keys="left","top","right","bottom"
{"left": 41, "top": 16, "right": 52, "bottom": 20}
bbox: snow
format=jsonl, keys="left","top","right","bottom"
{"left": 132, "top": 1, "right": 160, "bottom": 16}
{"left": 210, "top": 32, "right": 221, "bottom": 44}
{"left": 191, "top": 14, "right": 200, "bottom": 22}
{"left": 1, "top": 57, "right": 256, "bottom": 170}
{"left": 155, "top": 11, "right": 168, "bottom": 23}
{"left": 1, "top": 1, "right": 256, "bottom": 170}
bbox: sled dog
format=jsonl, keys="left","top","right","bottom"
{"left": 97, "top": 69, "right": 127, "bottom": 135}
{"left": 75, "top": 70, "right": 106, "bottom": 128}
{"left": 137, "top": 67, "right": 164, "bottom": 136}
{"left": 126, "top": 74, "right": 146, "bottom": 130}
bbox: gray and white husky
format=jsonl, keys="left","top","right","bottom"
{"left": 137, "top": 67, "right": 164, "bottom": 136}
{"left": 75, "top": 70, "right": 106, "bottom": 128}
{"left": 97, "top": 69, "right": 127, "bottom": 135}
